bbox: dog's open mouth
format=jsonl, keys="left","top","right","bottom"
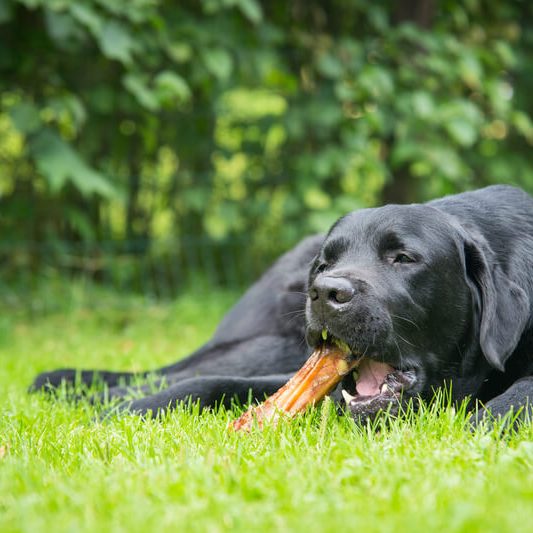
{"left": 231, "top": 330, "right": 416, "bottom": 431}
{"left": 340, "top": 356, "right": 417, "bottom": 418}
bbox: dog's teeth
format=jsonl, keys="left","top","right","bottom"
{"left": 322, "top": 328, "right": 328, "bottom": 341}
{"left": 380, "top": 383, "right": 391, "bottom": 394}
{"left": 341, "top": 389, "right": 356, "bottom": 404}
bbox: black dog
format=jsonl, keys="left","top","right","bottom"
{"left": 31, "top": 185, "right": 533, "bottom": 425}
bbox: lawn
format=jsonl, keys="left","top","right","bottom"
{"left": 0, "top": 281, "right": 532, "bottom": 533}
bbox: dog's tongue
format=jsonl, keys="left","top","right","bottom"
{"left": 355, "top": 359, "right": 394, "bottom": 396}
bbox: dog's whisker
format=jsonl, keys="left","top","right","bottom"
{"left": 391, "top": 313, "right": 421, "bottom": 331}
{"left": 395, "top": 332, "right": 417, "bottom": 348}
{"left": 284, "top": 316, "right": 306, "bottom": 329}
{"left": 286, "top": 291, "right": 309, "bottom": 297}
{"left": 298, "top": 335, "right": 309, "bottom": 350}
{"left": 393, "top": 337, "right": 405, "bottom": 371}
{"left": 280, "top": 309, "right": 307, "bottom": 319}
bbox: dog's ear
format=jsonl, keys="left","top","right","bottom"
{"left": 462, "top": 233, "right": 530, "bottom": 371}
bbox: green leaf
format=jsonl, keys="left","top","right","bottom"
{"left": 0, "top": 0, "right": 13, "bottom": 24}
{"left": 47, "top": 94, "right": 87, "bottom": 131}
{"left": 155, "top": 71, "right": 191, "bottom": 104}
{"left": 411, "top": 92, "right": 434, "bottom": 119}
{"left": 123, "top": 74, "right": 159, "bottom": 111}
{"left": 511, "top": 111, "right": 533, "bottom": 143}
{"left": 9, "top": 102, "right": 41, "bottom": 134}
{"left": 438, "top": 100, "right": 483, "bottom": 127}
{"left": 445, "top": 118, "right": 477, "bottom": 147}
{"left": 166, "top": 42, "right": 193, "bottom": 63}
{"left": 182, "top": 189, "right": 210, "bottom": 212}
{"left": 458, "top": 53, "right": 482, "bottom": 89}
{"left": 31, "top": 129, "right": 117, "bottom": 198}
{"left": 44, "top": 8, "right": 82, "bottom": 46}
{"left": 308, "top": 210, "right": 342, "bottom": 232}
{"left": 317, "top": 53, "right": 344, "bottom": 79}
{"left": 358, "top": 65, "right": 394, "bottom": 99}
{"left": 204, "top": 202, "right": 244, "bottom": 240}
{"left": 69, "top": 4, "right": 102, "bottom": 36}
{"left": 426, "top": 145, "right": 465, "bottom": 181}
{"left": 391, "top": 140, "right": 421, "bottom": 166}
{"left": 368, "top": 5, "right": 388, "bottom": 32}
{"left": 494, "top": 41, "right": 516, "bottom": 68}
{"left": 236, "top": 0, "right": 262, "bottom": 24}
{"left": 99, "top": 21, "right": 135, "bottom": 64}
{"left": 64, "top": 206, "right": 96, "bottom": 240}
{"left": 305, "top": 100, "right": 343, "bottom": 130}
{"left": 304, "top": 187, "right": 331, "bottom": 210}
{"left": 202, "top": 48, "right": 233, "bottom": 81}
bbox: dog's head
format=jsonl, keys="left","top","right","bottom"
{"left": 305, "top": 204, "right": 530, "bottom": 416}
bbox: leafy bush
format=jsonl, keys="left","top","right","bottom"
{"left": 0, "top": 0, "right": 532, "bottom": 257}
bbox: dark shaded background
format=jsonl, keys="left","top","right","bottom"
{"left": 1, "top": 0, "right": 532, "bottom": 296}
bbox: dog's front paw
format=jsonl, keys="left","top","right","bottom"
{"left": 29, "top": 369, "right": 78, "bottom": 393}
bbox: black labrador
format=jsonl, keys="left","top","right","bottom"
{"left": 31, "top": 185, "right": 533, "bottom": 425}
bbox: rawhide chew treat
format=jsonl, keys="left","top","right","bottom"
{"left": 231, "top": 343, "right": 358, "bottom": 432}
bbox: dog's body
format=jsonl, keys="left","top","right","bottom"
{"left": 32, "top": 185, "right": 533, "bottom": 424}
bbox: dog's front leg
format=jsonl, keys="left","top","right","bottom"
{"left": 470, "top": 376, "right": 533, "bottom": 429}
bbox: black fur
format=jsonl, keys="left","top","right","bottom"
{"left": 31, "top": 185, "right": 533, "bottom": 426}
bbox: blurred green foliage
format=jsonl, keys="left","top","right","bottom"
{"left": 0, "top": 0, "right": 532, "bottom": 258}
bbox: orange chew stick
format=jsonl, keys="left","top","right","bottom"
{"left": 231, "top": 344, "right": 358, "bottom": 431}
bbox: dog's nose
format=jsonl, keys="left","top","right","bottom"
{"left": 309, "top": 276, "right": 355, "bottom": 305}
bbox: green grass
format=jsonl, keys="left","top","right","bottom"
{"left": 0, "top": 282, "right": 532, "bottom": 533}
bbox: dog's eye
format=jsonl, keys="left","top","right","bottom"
{"left": 315, "top": 263, "right": 328, "bottom": 273}
{"left": 393, "top": 253, "right": 416, "bottom": 264}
